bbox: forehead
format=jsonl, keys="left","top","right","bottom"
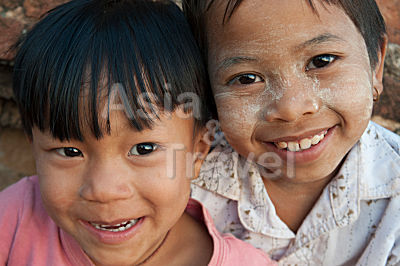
{"left": 206, "top": 0, "right": 365, "bottom": 61}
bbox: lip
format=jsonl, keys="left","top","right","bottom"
{"left": 80, "top": 217, "right": 145, "bottom": 245}
{"left": 262, "top": 125, "right": 336, "bottom": 164}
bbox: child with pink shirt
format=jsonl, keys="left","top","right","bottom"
{"left": 0, "top": 0, "right": 275, "bottom": 265}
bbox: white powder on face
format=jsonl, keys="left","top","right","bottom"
{"left": 313, "top": 65, "right": 374, "bottom": 124}
{"left": 261, "top": 80, "right": 283, "bottom": 102}
{"left": 217, "top": 92, "right": 264, "bottom": 118}
{"left": 215, "top": 59, "right": 374, "bottom": 130}
{"left": 263, "top": 68, "right": 317, "bottom": 105}
{"left": 209, "top": 0, "right": 376, "bottom": 136}
{"left": 214, "top": 91, "right": 239, "bottom": 99}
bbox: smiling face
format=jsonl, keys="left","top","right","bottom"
{"left": 31, "top": 109, "right": 206, "bottom": 265}
{"left": 206, "top": 0, "right": 386, "bottom": 183}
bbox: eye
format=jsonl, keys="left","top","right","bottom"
{"left": 129, "top": 143, "right": 158, "bottom": 156}
{"left": 228, "top": 73, "right": 264, "bottom": 85}
{"left": 306, "top": 54, "right": 337, "bottom": 70}
{"left": 55, "top": 147, "right": 83, "bottom": 157}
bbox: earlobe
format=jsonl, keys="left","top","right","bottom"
{"left": 372, "top": 34, "right": 388, "bottom": 97}
{"left": 26, "top": 134, "right": 33, "bottom": 144}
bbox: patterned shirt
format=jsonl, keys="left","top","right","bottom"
{"left": 192, "top": 121, "right": 400, "bottom": 265}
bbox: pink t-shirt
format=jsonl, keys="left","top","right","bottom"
{"left": 0, "top": 176, "right": 275, "bottom": 265}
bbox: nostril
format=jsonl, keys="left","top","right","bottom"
{"left": 303, "top": 101, "right": 320, "bottom": 116}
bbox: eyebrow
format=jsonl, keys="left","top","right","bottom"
{"left": 216, "top": 56, "right": 257, "bottom": 73}
{"left": 296, "top": 33, "right": 345, "bottom": 50}
{"left": 215, "top": 33, "right": 344, "bottom": 73}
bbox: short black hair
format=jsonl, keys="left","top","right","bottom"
{"left": 182, "top": 0, "right": 387, "bottom": 67}
{"left": 13, "top": 0, "right": 214, "bottom": 141}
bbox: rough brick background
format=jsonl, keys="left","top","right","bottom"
{"left": 374, "top": 0, "right": 400, "bottom": 131}
{"left": 0, "top": 0, "right": 399, "bottom": 190}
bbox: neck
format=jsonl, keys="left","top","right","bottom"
{"left": 141, "top": 212, "right": 213, "bottom": 266}
{"left": 263, "top": 170, "right": 337, "bottom": 232}
{"left": 138, "top": 231, "right": 170, "bottom": 266}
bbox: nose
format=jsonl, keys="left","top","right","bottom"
{"left": 264, "top": 76, "right": 321, "bottom": 122}
{"left": 79, "top": 159, "right": 134, "bottom": 203}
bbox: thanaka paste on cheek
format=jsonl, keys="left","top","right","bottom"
{"left": 207, "top": 0, "right": 380, "bottom": 184}
{"left": 214, "top": 90, "right": 261, "bottom": 143}
{"left": 313, "top": 62, "right": 374, "bottom": 125}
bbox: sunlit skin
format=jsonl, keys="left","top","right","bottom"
{"left": 31, "top": 109, "right": 212, "bottom": 265}
{"left": 206, "top": 0, "right": 386, "bottom": 230}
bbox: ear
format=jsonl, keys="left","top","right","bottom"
{"left": 372, "top": 35, "right": 388, "bottom": 97}
{"left": 26, "top": 134, "right": 33, "bottom": 144}
{"left": 191, "top": 127, "right": 211, "bottom": 180}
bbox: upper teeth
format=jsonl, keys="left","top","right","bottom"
{"left": 90, "top": 219, "right": 139, "bottom": 232}
{"left": 275, "top": 130, "right": 328, "bottom": 152}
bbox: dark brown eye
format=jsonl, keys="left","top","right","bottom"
{"left": 307, "top": 54, "right": 337, "bottom": 70}
{"left": 56, "top": 147, "right": 82, "bottom": 157}
{"left": 129, "top": 143, "right": 158, "bottom": 156}
{"left": 228, "top": 73, "right": 263, "bottom": 85}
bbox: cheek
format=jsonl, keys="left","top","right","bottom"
{"left": 140, "top": 170, "right": 190, "bottom": 230}
{"left": 37, "top": 163, "right": 79, "bottom": 204}
{"left": 34, "top": 152, "right": 82, "bottom": 224}
{"left": 38, "top": 172, "right": 77, "bottom": 225}
{"left": 214, "top": 92, "right": 263, "bottom": 143}
{"left": 138, "top": 153, "right": 191, "bottom": 210}
{"left": 316, "top": 69, "right": 373, "bottom": 124}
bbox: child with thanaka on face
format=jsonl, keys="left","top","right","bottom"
{"left": 183, "top": 0, "right": 400, "bottom": 264}
{"left": 0, "top": 0, "right": 276, "bottom": 265}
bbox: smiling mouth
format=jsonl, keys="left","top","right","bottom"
{"left": 89, "top": 219, "right": 141, "bottom": 232}
{"left": 272, "top": 129, "right": 328, "bottom": 152}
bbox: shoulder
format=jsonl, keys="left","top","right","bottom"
{"left": 188, "top": 199, "right": 276, "bottom": 266}
{"left": 216, "top": 234, "right": 276, "bottom": 266}
{"left": 0, "top": 177, "right": 85, "bottom": 265}
{"left": 358, "top": 122, "right": 400, "bottom": 197}
{"left": 355, "top": 193, "right": 400, "bottom": 265}
{"left": 371, "top": 121, "right": 400, "bottom": 154}
{"left": 362, "top": 121, "right": 400, "bottom": 157}
{"left": 0, "top": 176, "right": 41, "bottom": 263}
{"left": 0, "top": 176, "right": 39, "bottom": 216}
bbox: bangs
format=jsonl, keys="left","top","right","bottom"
{"left": 13, "top": 0, "right": 211, "bottom": 141}
{"left": 197, "top": 0, "right": 385, "bottom": 67}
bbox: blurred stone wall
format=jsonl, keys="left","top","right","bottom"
{"left": 0, "top": 0, "right": 399, "bottom": 190}
{"left": 373, "top": 0, "right": 400, "bottom": 132}
{"left": 0, "top": 0, "right": 70, "bottom": 190}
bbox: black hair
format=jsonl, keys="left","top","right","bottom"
{"left": 13, "top": 0, "right": 214, "bottom": 141}
{"left": 182, "top": 0, "right": 387, "bottom": 67}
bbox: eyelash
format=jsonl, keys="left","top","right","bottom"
{"left": 55, "top": 147, "right": 83, "bottom": 158}
{"left": 226, "top": 53, "right": 339, "bottom": 85}
{"left": 227, "top": 73, "right": 264, "bottom": 86}
{"left": 306, "top": 54, "right": 338, "bottom": 71}
{"left": 54, "top": 142, "right": 159, "bottom": 159}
